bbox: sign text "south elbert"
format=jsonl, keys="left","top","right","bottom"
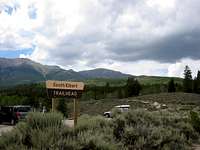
{"left": 46, "top": 80, "right": 84, "bottom": 91}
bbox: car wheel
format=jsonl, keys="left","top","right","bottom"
{"left": 105, "top": 114, "right": 110, "bottom": 118}
{"left": 10, "top": 119, "right": 15, "bottom": 125}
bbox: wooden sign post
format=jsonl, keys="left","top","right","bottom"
{"left": 46, "top": 80, "right": 84, "bottom": 127}
{"left": 73, "top": 98, "right": 78, "bottom": 127}
{"left": 52, "top": 98, "right": 56, "bottom": 112}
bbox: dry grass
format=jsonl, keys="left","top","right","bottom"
{"left": 67, "top": 92, "right": 200, "bottom": 117}
{"left": 136, "top": 92, "right": 200, "bottom": 105}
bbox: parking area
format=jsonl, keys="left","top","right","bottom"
{"left": 0, "top": 125, "right": 14, "bottom": 136}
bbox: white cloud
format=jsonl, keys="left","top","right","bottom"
{"left": 168, "top": 58, "right": 200, "bottom": 78}
{"left": 146, "top": 0, "right": 175, "bottom": 12}
{"left": 0, "top": 0, "right": 37, "bottom": 50}
{"left": 93, "top": 60, "right": 170, "bottom": 76}
{"left": 1, "top": 0, "right": 200, "bottom": 77}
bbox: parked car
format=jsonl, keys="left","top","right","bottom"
{"left": 103, "top": 105, "right": 130, "bottom": 118}
{"left": 0, "top": 105, "right": 32, "bottom": 125}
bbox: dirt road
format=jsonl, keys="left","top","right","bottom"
{"left": 192, "top": 144, "right": 200, "bottom": 150}
{"left": 0, "top": 125, "right": 14, "bottom": 136}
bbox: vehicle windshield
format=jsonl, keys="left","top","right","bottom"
{"left": 15, "top": 107, "right": 31, "bottom": 112}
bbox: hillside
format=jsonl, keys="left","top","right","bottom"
{"left": 0, "top": 58, "right": 131, "bottom": 86}
{"left": 68, "top": 92, "right": 200, "bottom": 116}
{"left": 79, "top": 68, "right": 131, "bottom": 79}
{"left": 136, "top": 92, "right": 200, "bottom": 105}
{"left": 0, "top": 58, "right": 183, "bottom": 87}
{"left": 136, "top": 75, "right": 182, "bottom": 85}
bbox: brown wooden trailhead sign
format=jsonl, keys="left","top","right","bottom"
{"left": 46, "top": 80, "right": 84, "bottom": 127}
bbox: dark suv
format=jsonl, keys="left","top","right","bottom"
{"left": 0, "top": 105, "right": 31, "bottom": 125}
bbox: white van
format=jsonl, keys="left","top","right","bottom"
{"left": 103, "top": 105, "right": 130, "bottom": 118}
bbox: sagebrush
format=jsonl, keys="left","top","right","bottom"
{"left": 0, "top": 110, "right": 199, "bottom": 150}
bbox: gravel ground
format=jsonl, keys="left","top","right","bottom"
{"left": 193, "top": 144, "right": 200, "bottom": 150}
{"left": 0, "top": 125, "right": 14, "bottom": 136}
{"left": 64, "top": 119, "right": 74, "bottom": 127}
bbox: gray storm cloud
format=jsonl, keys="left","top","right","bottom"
{"left": 1, "top": 0, "right": 200, "bottom": 70}
{"left": 42, "top": 0, "right": 200, "bottom": 66}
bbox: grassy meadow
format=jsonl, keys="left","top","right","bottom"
{"left": 1, "top": 76, "right": 200, "bottom": 149}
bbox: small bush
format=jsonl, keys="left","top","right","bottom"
{"left": 75, "top": 115, "right": 109, "bottom": 133}
{"left": 30, "top": 127, "right": 63, "bottom": 149}
{"left": 113, "top": 115, "right": 125, "bottom": 140}
{"left": 111, "top": 108, "right": 122, "bottom": 118}
{"left": 77, "top": 131, "right": 117, "bottom": 150}
{"left": 190, "top": 111, "right": 200, "bottom": 133}
{"left": 0, "top": 112, "right": 65, "bottom": 150}
{"left": 26, "top": 112, "right": 63, "bottom": 130}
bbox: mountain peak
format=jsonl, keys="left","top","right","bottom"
{"left": 79, "top": 68, "right": 132, "bottom": 79}
{"left": 0, "top": 58, "right": 132, "bottom": 87}
{"left": 0, "top": 57, "right": 31, "bottom": 68}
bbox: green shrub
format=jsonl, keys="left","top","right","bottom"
{"left": 30, "top": 127, "right": 63, "bottom": 149}
{"left": 113, "top": 115, "right": 125, "bottom": 140}
{"left": 0, "top": 122, "right": 30, "bottom": 149}
{"left": 26, "top": 112, "right": 63, "bottom": 130}
{"left": 190, "top": 111, "right": 200, "bottom": 133}
{"left": 59, "top": 136, "right": 76, "bottom": 150}
{"left": 122, "top": 125, "right": 187, "bottom": 150}
{"left": 75, "top": 115, "right": 109, "bottom": 133}
{"left": 1, "top": 144, "right": 28, "bottom": 150}
{"left": 120, "top": 109, "right": 198, "bottom": 149}
{"left": 0, "top": 110, "right": 199, "bottom": 150}
{"left": 57, "top": 98, "right": 68, "bottom": 117}
{"left": 176, "top": 121, "right": 199, "bottom": 141}
{"left": 111, "top": 108, "right": 122, "bottom": 118}
{"left": 62, "top": 126, "right": 75, "bottom": 138}
{"left": 77, "top": 131, "right": 117, "bottom": 150}
{"left": 0, "top": 112, "right": 65, "bottom": 150}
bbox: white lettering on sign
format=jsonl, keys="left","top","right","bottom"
{"left": 53, "top": 90, "right": 78, "bottom": 97}
{"left": 46, "top": 80, "right": 84, "bottom": 91}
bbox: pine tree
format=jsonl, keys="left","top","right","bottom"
{"left": 194, "top": 71, "right": 200, "bottom": 94}
{"left": 57, "top": 98, "right": 68, "bottom": 117}
{"left": 197, "top": 71, "right": 200, "bottom": 94}
{"left": 104, "top": 82, "right": 110, "bottom": 98}
{"left": 183, "top": 65, "right": 193, "bottom": 93}
{"left": 168, "top": 78, "right": 176, "bottom": 92}
{"left": 193, "top": 77, "right": 198, "bottom": 93}
{"left": 197, "top": 71, "right": 200, "bottom": 81}
{"left": 117, "top": 88, "right": 123, "bottom": 99}
{"left": 126, "top": 77, "right": 141, "bottom": 97}
{"left": 94, "top": 85, "right": 97, "bottom": 100}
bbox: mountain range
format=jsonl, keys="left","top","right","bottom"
{"left": 0, "top": 58, "right": 132, "bottom": 86}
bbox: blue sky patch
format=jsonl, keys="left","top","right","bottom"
{"left": 3, "top": 2, "right": 20, "bottom": 15}
{"left": 28, "top": 5, "right": 37, "bottom": 19}
{"left": 4, "top": 5, "right": 13, "bottom": 15}
{"left": 0, "top": 48, "right": 33, "bottom": 58}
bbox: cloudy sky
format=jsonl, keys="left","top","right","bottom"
{"left": 0, "top": 0, "right": 200, "bottom": 77}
